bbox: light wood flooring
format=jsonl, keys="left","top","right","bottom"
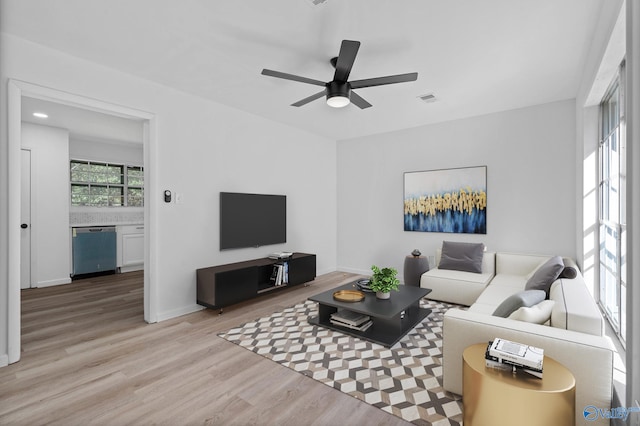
{"left": 0, "top": 271, "right": 411, "bottom": 425}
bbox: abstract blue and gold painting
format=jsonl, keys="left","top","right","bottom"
{"left": 404, "top": 166, "right": 487, "bottom": 234}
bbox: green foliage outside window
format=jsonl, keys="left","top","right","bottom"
{"left": 71, "top": 160, "right": 143, "bottom": 207}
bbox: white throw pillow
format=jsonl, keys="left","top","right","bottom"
{"left": 508, "top": 300, "right": 555, "bottom": 324}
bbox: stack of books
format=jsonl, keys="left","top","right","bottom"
{"left": 268, "top": 252, "right": 293, "bottom": 260}
{"left": 484, "top": 338, "right": 544, "bottom": 379}
{"left": 330, "top": 310, "right": 373, "bottom": 332}
{"left": 269, "top": 261, "right": 289, "bottom": 286}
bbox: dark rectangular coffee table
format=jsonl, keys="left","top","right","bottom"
{"left": 308, "top": 281, "right": 432, "bottom": 347}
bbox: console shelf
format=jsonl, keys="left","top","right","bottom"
{"left": 196, "top": 252, "right": 316, "bottom": 310}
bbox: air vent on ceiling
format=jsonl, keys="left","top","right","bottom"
{"left": 307, "top": 0, "right": 327, "bottom": 5}
{"left": 418, "top": 93, "right": 437, "bottom": 103}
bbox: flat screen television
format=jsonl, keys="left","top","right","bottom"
{"left": 220, "top": 192, "right": 287, "bottom": 250}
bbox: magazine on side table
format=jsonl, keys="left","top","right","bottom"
{"left": 484, "top": 338, "right": 544, "bottom": 378}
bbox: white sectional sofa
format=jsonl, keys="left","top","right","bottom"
{"left": 420, "top": 249, "right": 615, "bottom": 426}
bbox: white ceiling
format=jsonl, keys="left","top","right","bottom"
{"left": 21, "top": 97, "right": 144, "bottom": 145}
{"left": 1, "top": 0, "right": 612, "bottom": 141}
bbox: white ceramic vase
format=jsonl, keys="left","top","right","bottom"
{"left": 376, "top": 291, "right": 390, "bottom": 300}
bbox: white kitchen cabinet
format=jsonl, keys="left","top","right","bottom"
{"left": 116, "top": 225, "right": 144, "bottom": 272}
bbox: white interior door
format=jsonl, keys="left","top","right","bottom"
{"left": 21, "top": 149, "right": 32, "bottom": 289}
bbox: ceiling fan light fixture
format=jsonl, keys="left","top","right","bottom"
{"left": 326, "top": 95, "right": 350, "bottom": 108}
{"left": 326, "top": 81, "right": 350, "bottom": 108}
{"left": 261, "top": 39, "right": 418, "bottom": 109}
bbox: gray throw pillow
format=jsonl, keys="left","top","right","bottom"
{"left": 559, "top": 266, "right": 577, "bottom": 279}
{"left": 438, "top": 241, "right": 485, "bottom": 273}
{"left": 524, "top": 256, "right": 565, "bottom": 295}
{"left": 493, "top": 290, "right": 546, "bottom": 317}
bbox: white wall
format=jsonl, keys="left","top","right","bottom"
{"left": 0, "top": 32, "right": 338, "bottom": 363}
{"left": 69, "top": 137, "right": 143, "bottom": 165}
{"left": 21, "top": 123, "right": 71, "bottom": 287}
{"left": 147, "top": 84, "right": 337, "bottom": 320}
{"left": 337, "top": 100, "right": 577, "bottom": 279}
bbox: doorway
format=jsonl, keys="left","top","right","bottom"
{"left": 7, "top": 80, "right": 157, "bottom": 364}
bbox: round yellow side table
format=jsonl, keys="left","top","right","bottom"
{"left": 463, "top": 343, "right": 575, "bottom": 426}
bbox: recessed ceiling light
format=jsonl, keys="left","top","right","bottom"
{"left": 33, "top": 112, "right": 48, "bottom": 119}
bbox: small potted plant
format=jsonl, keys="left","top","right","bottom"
{"left": 370, "top": 265, "right": 400, "bottom": 299}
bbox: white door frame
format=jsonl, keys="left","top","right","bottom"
{"left": 7, "top": 79, "right": 158, "bottom": 364}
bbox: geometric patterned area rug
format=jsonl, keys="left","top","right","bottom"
{"left": 218, "top": 298, "right": 464, "bottom": 425}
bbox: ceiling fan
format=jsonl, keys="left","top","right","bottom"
{"left": 261, "top": 40, "right": 418, "bottom": 109}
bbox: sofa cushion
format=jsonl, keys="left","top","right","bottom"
{"left": 496, "top": 253, "right": 551, "bottom": 276}
{"left": 492, "top": 290, "right": 546, "bottom": 317}
{"left": 467, "top": 303, "right": 498, "bottom": 315}
{"left": 508, "top": 299, "right": 555, "bottom": 324}
{"left": 421, "top": 268, "right": 494, "bottom": 306}
{"left": 524, "top": 255, "right": 564, "bottom": 295}
{"left": 473, "top": 274, "right": 526, "bottom": 309}
{"left": 422, "top": 251, "right": 496, "bottom": 306}
{"left": 438, "top": 241, "right": 485, "bottom": 273}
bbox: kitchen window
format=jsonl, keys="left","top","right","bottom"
{"left": 70, "top": 160, "right": 144, "bottom": 207}
{"left": 126, "top": 166, "right": 144, "bottom": 207}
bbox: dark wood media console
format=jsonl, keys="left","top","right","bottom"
{"left": 196, "top": 252, "right": 316, "bottom": 310}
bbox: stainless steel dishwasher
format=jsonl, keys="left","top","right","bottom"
{"left": 71, "top": 226, "right": 117, "bottom": 277}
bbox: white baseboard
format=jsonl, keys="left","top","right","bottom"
{"left": 316, "top": 267, "right": 340, "bottom": 276}
{"left": 36, "top": 277, "right": 72, "bottom": 288}
{"left": 156, "top": 303, "right": 205, "bottom": 322}
{"left": 337, "top": 266, "right": 371, "bottom": 276}
{"left": 336, "top": 267, "right": 407, "bottom": 285}
{"left": 0, "top": 353, "right": 9, "bottom": 368}
{"left": 118, "top": 264, "right": 143, "bottom": 273}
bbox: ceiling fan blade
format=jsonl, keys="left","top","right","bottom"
{"left": 261, "top": 69, "right": 326, "bottom": 87}
{"left": 333, "top": 40, "right": 360, "bottom": 82}
{"left": 291, "top": 89, "right": 327, "bottom": 107}
{"left": 350, "top": 72, "right": 418, "bottom": 89}
{"left": 349, "top": 91, "right": 372, "bottom": 109}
